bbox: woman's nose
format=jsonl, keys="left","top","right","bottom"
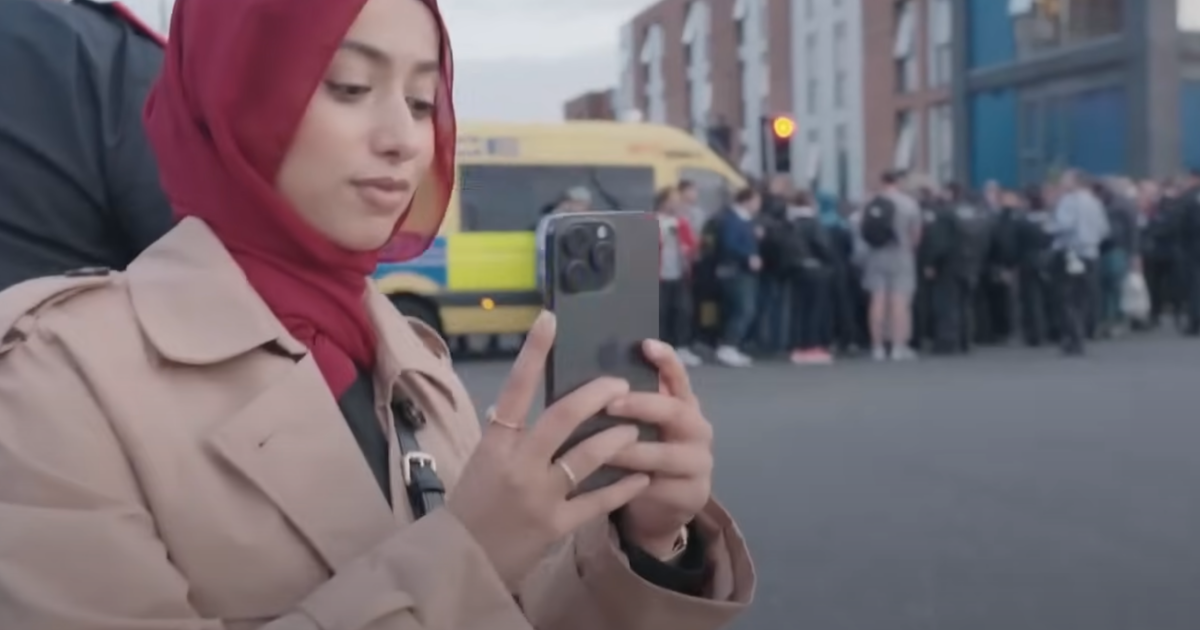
{"left": 371, "top": 108, "right": 421, "bottom": 163}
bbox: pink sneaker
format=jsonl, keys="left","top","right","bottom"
{"left": 791, "top": 349, "right": 834, "bottom": 365}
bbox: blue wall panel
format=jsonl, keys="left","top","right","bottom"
{"left": 969, "top": 89, "right": 1018, "bottom": 188}
{"left": 966, "top": 0, "right": 1016, "bottom": 70}
{"left": 1181, "top": 81, "right": 1200, "bottom": 171}
{"left": 1066, "top": 86, "right": 1127, "bottom": 175}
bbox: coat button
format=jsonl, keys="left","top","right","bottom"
{"left": 63, "top": 266, "right": 111, "bottom": 277}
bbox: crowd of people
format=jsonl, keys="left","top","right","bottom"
{"left": 653, "top": 167, "right": 1200, "bottom": 367}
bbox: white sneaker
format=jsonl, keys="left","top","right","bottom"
{"left": 872, "top": 346, "right": 888, "bottom": 362}
{"left": 676, "top": 347, "right": 703, "bottom": 367}
{"left": 715, "top": 345, "right": 751, "bottom": 367}
{"left": 891, "top": 347, "right": 918, "bottom": 361}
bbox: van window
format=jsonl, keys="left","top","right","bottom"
{"left": 678, "top": 167, "right": 733, "bottom": 216}
{"left": 459, "top": 165, "right": 656, "bottom": 232}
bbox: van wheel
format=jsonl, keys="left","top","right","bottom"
{"left": 388, "top": 295, "right": 442, "bottom": 338}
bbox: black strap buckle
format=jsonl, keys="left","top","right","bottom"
{"left": 392, "top": 398, "right": 446, "bottom": 520}
{"left": 400, "top": 451, "right": 437, "bottom": 486}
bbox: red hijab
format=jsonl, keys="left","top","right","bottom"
{"left": 143, "top": 0, "right": 456, "bottom": 396}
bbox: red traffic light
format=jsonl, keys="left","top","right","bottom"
{"left": 772, "top": 116, "right": 796, "bottom": 139}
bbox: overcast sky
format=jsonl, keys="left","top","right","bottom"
{"left": 118, "top": 0, "right": 652, "bottom": 122}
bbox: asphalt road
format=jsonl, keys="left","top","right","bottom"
{"left": 456, "top": 333, "right": 1200, "bottom": 630}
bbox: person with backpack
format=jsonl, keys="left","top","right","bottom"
{"left": 0, "top": 0, "right": 172, "bottom": 291}
{"left": 857, "top": 170, "right": 922, "bottom": 361}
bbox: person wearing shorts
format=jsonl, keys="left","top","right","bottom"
{"left": 859, "top": 170, "right": 922, "bottom": 360}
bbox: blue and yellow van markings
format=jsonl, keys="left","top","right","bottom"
{"left": 373, "top": 236, "right": 448, "bottom": 292}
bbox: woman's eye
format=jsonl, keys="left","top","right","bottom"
{"left": 407, "top": 97, "right": 435, "bottom": 118}
{"left": 324, "top": 81, "right": 371, "bottom": 101}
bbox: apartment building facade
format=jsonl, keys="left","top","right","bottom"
{"left": 611, "top": 0, "right": 951, "bottom": 199}
{"left": 952, "top": 0, "right": 1200, "bottom": 186}
{"left": 613, "top": 0, "right": 795, "bottom": 179}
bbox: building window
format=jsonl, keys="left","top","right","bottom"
{"left": 805, "top": 129, "right": 822, "bottom": 183}
{"left": 1012, "top": 0, "right": 1123, "bottom": 57}
{"left": 929, "top": 0, "right": 952, "bottom": 86}
{"left": 893, "top": 109, "right": 916, "bottom": 171}
{"left": 805, "top": 32, "right": 819, "bottom": 115}
{"left": 639, "top": 24, "right": 665, "bottom": 122}
{"left": 1182, "top": 0, "right": 1200, "bottom": 31}
{"left": 928, "top": 103, "right": 953, "bottom": 183}
{"left": 893, "top": 1, "right": 918, "bottom": 93}
{"left": 682, "top": 1, "right": 711, "bottom": 137}
{"left": 833, "top": 21, "right": 847, "bottom": 107}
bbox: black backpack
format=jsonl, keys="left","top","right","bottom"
{"left": 860, "top": 196, "right": 898, "bottom": 248}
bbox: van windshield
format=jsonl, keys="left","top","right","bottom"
{"left": 459, "top": 164, "right": 655, "bottom": 232}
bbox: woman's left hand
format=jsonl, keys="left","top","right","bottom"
{"left": 605, "top": 339, "right": 714, "bottom": 560}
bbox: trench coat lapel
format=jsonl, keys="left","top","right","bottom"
{"left": 206, "top": 353, "right": 395, "bottom": 572}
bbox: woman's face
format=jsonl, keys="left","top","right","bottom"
{"left": 277, "top": 0, "right": 440, "bottom": 251}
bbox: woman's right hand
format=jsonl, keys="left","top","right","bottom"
{"left": 445, "top": 311, "right": 651, "bottom": 590}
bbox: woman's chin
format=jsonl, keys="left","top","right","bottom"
{"left": 326, "top": 219, "right": 399, "bottom": 253}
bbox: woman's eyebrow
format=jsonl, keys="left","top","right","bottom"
{"left": 339, "top": 40, "right": 439, "bottom": 75}
{"left": 339, "top": 39, "right": 391, "bottom": 66}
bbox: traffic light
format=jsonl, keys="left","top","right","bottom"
{"left": 770, "top": 115, "right": 794, "bottom": 174}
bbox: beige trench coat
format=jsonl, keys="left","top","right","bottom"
{"left": 0, "top": 218, "right": 754, "bottom": 630}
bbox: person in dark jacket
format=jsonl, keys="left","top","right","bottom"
{"left": 1014, "top": 184, "right": 1057, "bottom": 346}
{"left": 781, "top": 190, "right": 835, "bottom": 364}
{"left": 1171, "top": 169, "right": 1200, "bottom": 335}
{"left": 752, "top": 175, "right": 792, "bottom": 354}
{"left": 914, "top": 185, "right": 961, "bottom": 354}
{"left": 1137, "top": 179, "right": 1173, "bottom": 327}
{"left": 1094, "top": 177, "right": 1140, "bottom": 335}
{"left": 0, "top": 0, "right": 172, "bottom": 291}
{"left": 947, "top": 183, "right": 993, "bottom": 352}
{"left": 713, "top": 187, "right": 763, "bottom": 366}
{"left": 982, "top": 190, "right": 1022, "bottom": 344}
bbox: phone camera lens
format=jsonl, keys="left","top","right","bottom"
{"left": 561, "top": 225, "right": 592, "bottom": 259}
{"left": 561, "top": 260, "right": 591, "bottom": 293}
{"left": 590, "top": 241, "right": 615, "bottom": 273}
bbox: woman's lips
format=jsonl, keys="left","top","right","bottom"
{"left": 353, "top": 178, "right": 411, "bottom": 213}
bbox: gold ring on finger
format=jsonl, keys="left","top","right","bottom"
{"left": 555, "top": 459, "right": 579, "bottom": 490}
{"left": 485, "top": 405, "right": 523, "bottom": 430}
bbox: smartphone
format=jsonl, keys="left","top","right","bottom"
{"left": 542, "top": 210, "right": 661, "bottom": 495}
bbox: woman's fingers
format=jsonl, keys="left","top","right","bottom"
{"left": 606, "top": 392, "right": 713, "bottom": 443}
{"left": 522, "top": 376, "right": 630, "bottom": 460}
{"left": 486, "top": 311, "right": 556, "bottom": 441}
{"left": 605, "top": 441, "right": 713, "bottom": 477}
{"left": 552, "top": 423, "right": 640, "bottom": 493}
{"left": 642, "top": 339, "right": 697, "bottom": 404}
{"left": 558, "top": 472, "right": 650, "bottom": 532}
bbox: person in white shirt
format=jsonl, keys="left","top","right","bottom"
{"left": 655, "top": 187, "right": 702, "bottom": 367}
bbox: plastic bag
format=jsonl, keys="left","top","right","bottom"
{"left": 1121, "top": 272, "right": 1151, "bottom": 321}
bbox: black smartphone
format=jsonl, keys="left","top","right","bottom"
{"left": 542, "top": 210, "right": 661, "bottom": 495}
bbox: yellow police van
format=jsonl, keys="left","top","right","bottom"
{"left": 373, "top": 121, "right": 743, "bottom": 342}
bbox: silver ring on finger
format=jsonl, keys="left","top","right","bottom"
{"left": 485, "top": 405, "right": 523, "bottom": 431}
{"left": 555, "top": 459, "right": 579, "bottom": 491}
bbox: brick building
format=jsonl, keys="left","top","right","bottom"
{"left": 613, "top": 0, "right": 795, "bottom": 179}
{"left": 861, "top": 0, "right": 954, "bottom": 190}
{"left": 562, "top": 89, "right": 617, "bottom": 121}
{"left": 606, "top": 0, "right": 953, "bottom": 199}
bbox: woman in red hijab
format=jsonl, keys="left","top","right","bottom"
{"left": 0, "top": 0, "right": 755, "bottom": 627}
